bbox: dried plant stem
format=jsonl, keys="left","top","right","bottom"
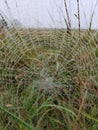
{"left": 76, "top": 75, "right": 88, "bottom": 123}
{"left": 77, "top": 0, "right": 80, "bottom": 35}
{"left": 64, "top": 0, "right": 71, "bottom": 30}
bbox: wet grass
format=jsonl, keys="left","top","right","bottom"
{"left": 0, "top": 28, "right": 98, "bottom": 130}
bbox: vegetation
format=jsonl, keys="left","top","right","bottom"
{"left": 0, "top": 28, "right": 98, "bottom": 130}
{"left": 0, "top": 0, "right": 98, "bottom": 130}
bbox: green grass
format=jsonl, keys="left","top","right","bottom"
{"left": 0, "top": 28, "right": 98, "bottom": 130}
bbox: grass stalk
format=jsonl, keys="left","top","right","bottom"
{"left": 64, "top": 0, "right": 71, "bottom": 31}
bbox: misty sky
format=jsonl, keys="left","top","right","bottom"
{"left": 0, "top": 0, "right": 98, "bottom": 29}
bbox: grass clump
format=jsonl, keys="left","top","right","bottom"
{"left": 0, "top": 27, "right": 98, "bottom": 130}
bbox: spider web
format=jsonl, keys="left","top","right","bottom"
{"left": 0, "top": 5, "right": 98, "bottom": 130}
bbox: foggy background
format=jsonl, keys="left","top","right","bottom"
{"left": 0, "top": 0, "right": 98, "bottom": 29}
